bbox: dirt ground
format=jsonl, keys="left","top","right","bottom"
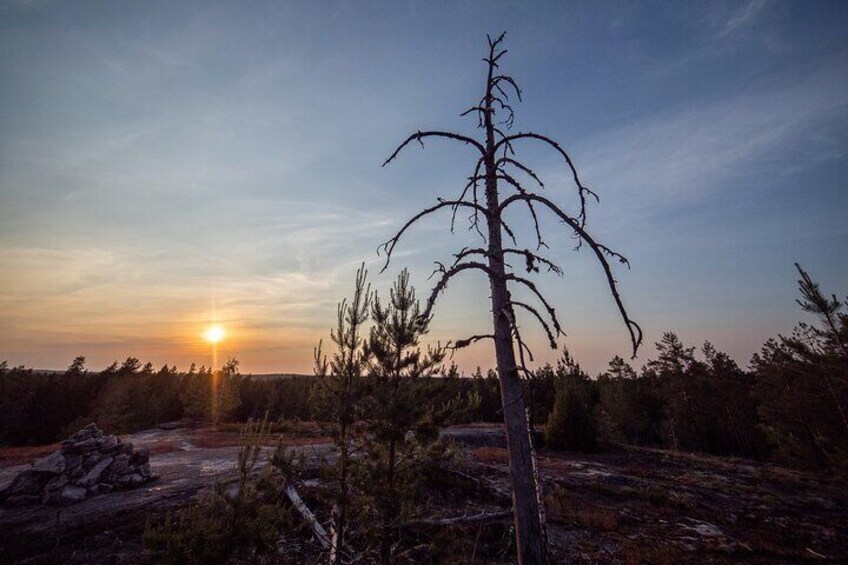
{"left": 0, "top": 425, "right": 845, "bottom": 564}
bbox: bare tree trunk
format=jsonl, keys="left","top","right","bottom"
{"left": 379, "top": 32, "right": 642, "bottom": 565}
{"left": 483, "top": 107, "right": 549, "bottom": 563}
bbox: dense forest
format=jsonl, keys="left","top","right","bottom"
{"left": 1, "top": 266, "right": 845, "bottom": 471}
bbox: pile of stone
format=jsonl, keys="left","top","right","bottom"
{"left": 1, "top": 423, "right": 156, "bottom": 506}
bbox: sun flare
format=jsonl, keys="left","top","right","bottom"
{"left": 203, "top": 325, "right": 225, "bottom": 344}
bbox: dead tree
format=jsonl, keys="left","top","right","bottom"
{"left": 380, "top": 33, "right": 642, "bottom": 564}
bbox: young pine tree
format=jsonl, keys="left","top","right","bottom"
{"left": 362, "top": 269, "right": 447, "bottom": 565}
{"left": 311, "top": 264, "right": 371, "bottom": 563}
{"left": 544, "top": 351, "right": 598, "bottom": 452}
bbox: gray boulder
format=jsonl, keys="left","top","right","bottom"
{"left": 59, "top": 485, "right": 87, "bottom": 505}
{"left": 109, "top": 454, "right": 131, "bottom": 475}
{"left": 41, "top": 475, "right": 68, "bottom": 504}
{"left": 32, "top": 451, "right": 66, "bottom": 475}
{"left": 4, "top": 471, "right": 42, "bottom": 496}
{"left": 78, "top": 457, "right": 114, "bottom": 487}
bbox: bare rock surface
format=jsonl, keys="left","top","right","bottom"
{"left": 0, "top": 425, "right": 333, "bottom": 564}
{"left": 1, "top": 424, "right": 846, "bottom": 564}
{"left": 470, "top": 439, "right": 848, "bottom": 563}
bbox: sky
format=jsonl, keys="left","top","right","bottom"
{"left": 1, "top": 0, "right": 846, "bottom": 376}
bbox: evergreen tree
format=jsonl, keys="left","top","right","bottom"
{"left": 544, "top": 351, "right": 598, "bottom": 452}
{"left": 752, "top": 265, "right": 848, "bottom": 468}
{"left": 361, "top": 269, "right": 447, "bottom": 565}
{"left": 311, "top": 264, "right": 371, "bottom": 562}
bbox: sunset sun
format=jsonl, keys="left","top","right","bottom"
{"left": 203, "top": 325, "right": 225, "bottom": 344}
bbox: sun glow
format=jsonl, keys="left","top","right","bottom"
{"left": 203, "top": 325, "right": 225, "bottom": 344}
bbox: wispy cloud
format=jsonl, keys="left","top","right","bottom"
{"left": 573, "top": 57, "right": 848, "bottom": 218}
{"left": 719, "top": 0, "right": 770, "bottom": 38}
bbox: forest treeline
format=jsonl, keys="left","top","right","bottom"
{"left": 1, "top": 266, "right": 845, "bottom": 470}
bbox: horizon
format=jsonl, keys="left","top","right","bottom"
{"left": 2, "top": 1, "right": 847, "bottom": 376}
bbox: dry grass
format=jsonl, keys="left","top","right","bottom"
{"left": 0, "top": 443, "right": 61, "bottom": 468}
{"left": 471, "top": 446, "right": 510, "bottom": 464}
{"left": 191, "top": 429, "right": 330, "bottom": 450}
{"left": 149, "top": 442, "right": 183, "bottom": 455}
{"left": 545, "top": 485, "right": 620, "bottom": 532}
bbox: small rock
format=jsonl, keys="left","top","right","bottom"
{"left": 62, "top": 423, "right": 100, "bottom": 445}
{"left": 41, "top": 475, "right": 68, "bottom": 504}
{"left": 88, "top": 483, "right": 114, "bottom": 496}
{"left": 69, "top": 465, "right": 86, "bottom": 481}
{"left": 109, "top": 454, "right": 131, "bottom": 475}
{"left": 33, "top": 451, "right": 67, "bottom": 474}
{"left": 67, "top": 438, "right": 99, "bottom": 453}
{"left": 4, "top": 471, "right": 43, "bottom": 496}
{"left": 63, "top": 453, "right": 83, "bottom": 471}
{"left": 94, "top": 434, "right": 118, "bottom": 448}
{"left": 79, "top": 457, "right": 114, "bottom": 487}
{"left": 117, "top": 473, "right": 146, "bottom": 487}
{"left": 59, "top": 485, "right": 87, "bottom": 505}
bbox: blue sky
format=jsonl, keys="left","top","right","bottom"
{"left": 1, "top": 0, "right": 846, "bottom": 374}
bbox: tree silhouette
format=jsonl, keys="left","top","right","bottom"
{"left": 380, "top": 32, "right": 641, "bottom": 563}
{"left": 312, "top": 264, "right": 372, "bottom": 562}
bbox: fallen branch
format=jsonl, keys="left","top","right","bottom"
{"left": 283, "top": 483, "right": 331, "bottom": 549}
{"left": 405, "top": 509, "right": 513, "bottom": 528}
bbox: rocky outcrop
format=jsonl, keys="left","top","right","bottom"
{"left": 0, "top": 424, "right": 156, "bottom": 506}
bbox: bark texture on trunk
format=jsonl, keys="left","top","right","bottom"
{"left": 483, "top": 73, "right": 549, "bottom": 562}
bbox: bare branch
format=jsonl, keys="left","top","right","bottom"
{"left": 494, "top": 132, "right": 599, "bottom": 225}
{"left": 451, "top": 247, "right": 489, "bottom": 267}
{"left": 405, "top": 509, "right": 512, "bottom": 528}
{"left": 505, "top": 274, "right": 563, "bottom": 337}
{"left": 501, "top": 193, "right": 643, "bottom": 357}
{"left": 503, "top": 248, "right": 563, "bottom": 276}
{"left": 449, "top": 334, "right": 495, "bottom": 351}
{"left": 460, "top": 105, "right": 490, "bottom": 118}
{"left": 491, "top": 49, "right": 509, "bottom": 65}
{"left": 497, "top": 172, "right": 547, "bottom": 250}
{"left": 511, "top": 300, "right": 559, "bottom": 348}
{"left": 496, "top": 157, "right": 543, "bottom": 187}
{"left": 421, "top": 261, "right": 496, "bottom": 321}
{"left": 493, "top": 75, "right": 523, "bottom": 102}
{"left": 451, "top": 157, "right": 485, "bottom": 234}
{"left": 383, "top": 131, "right": 484, "bottom": 167}
{"left": 499, "top": 214, "right": 519, "bottom": 245}
{"left": 507, "top": 307, "right": 535, "bottom": 366}
{"left": 378, "top": 200, "right": 489, "bottom": 272}
{"left": 451, "top": 247, "right": 562, "bottom": 277}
